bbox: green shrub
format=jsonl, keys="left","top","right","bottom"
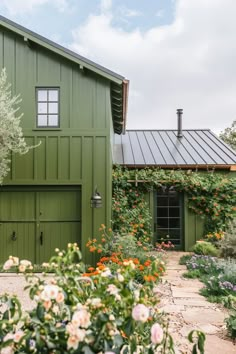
{"left": 225, "top": 311, "right": 236, "bottom": 339}
{"left": 179, "top": 254, "right": 192, "bottom": 265}
{"left": 191, "top": 241, "right": 219, "bottom": 256}
{"left": 219, "top": 219, "right": 236, "bottom": 259}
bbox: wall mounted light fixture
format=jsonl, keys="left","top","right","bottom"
{"left": 90, "top": 188, "right": 102, "bottom": 208}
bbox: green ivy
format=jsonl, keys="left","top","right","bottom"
{"left": 112, "top": 166, "right": 236, "bottom": 236}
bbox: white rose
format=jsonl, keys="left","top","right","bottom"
{"left": 132, "top": 304, "right": 149, "bottom": 323}
{"left": 151, "top": 323, "right": 164, "bottom": 344}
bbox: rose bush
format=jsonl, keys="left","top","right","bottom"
{"left": 0, "top": 244, "right": 173, "bottom": 354}
{"left": 0, "top": 244, "right": 205, "bottom": 353}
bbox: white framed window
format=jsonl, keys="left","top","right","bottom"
{"left": 36, "top": 88, "right": 59, "bottom": 127}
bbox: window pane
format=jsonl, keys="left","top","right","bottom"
{"left": 157, "top": 208, "right": 168, "bottom": 217}
{"left": 157, "top": 218, "right": 168, "bottom": 228}
{"left": 48, "top": 102, "right": 58, "bottom": 114}
{"left": 38, "top": 102, "right": 47, "bottom": 114}
{"left": 48, "top": 90, "right": 58, "bottom": 101}
{"left": 37, "top": 115, "right": 47, "bottom": 126}
{"left": 169, "top": 194, "right": 179, "bottom": 206}
{"left": 157, "top": 197, "right": 168, "bottom": 206}
{"left": 169, "top": 218, "right": 180, "bottom": 228}
{"left": 38, "top": 90, "right": 47, "bottom": 101}
{"left": 169, "top": 208, "right": 180, "bottom": 217}
{"left": 48, "top": 115, "right": 58, "bottom": 126}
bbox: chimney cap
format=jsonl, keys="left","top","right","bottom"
{"left": 177, "top": 108, "right": 183, "bottom": 114}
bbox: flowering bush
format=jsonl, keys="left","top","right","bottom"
{"left": 186, "top": 255, "right": 223, "bottom": 275}
{"left": 205, "top": 231, "right": 225, "bottom": 243}
{"left": 86, "top": 226, "right": 166, "bottom": 285}
{"left": 0, "top": 245, "right": 206, "bottom": 353}
{"left": 0, "top": 244, "right": 173, "bottom": 353}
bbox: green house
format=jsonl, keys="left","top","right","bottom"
{"left": 113, "top": 113, "right": 236, "bottom": 250}
{"left": 0, "top": 16, "right": 128, "bottom": 265}
{"left": 0, "top": 16, "right": 235, "bottom": 264}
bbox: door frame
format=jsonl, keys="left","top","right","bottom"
{"left": 153, "top": 189, "right": 184, "bottom": 250}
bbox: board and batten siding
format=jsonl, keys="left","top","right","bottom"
{"left": 0, "top": 26, "right": 113, "bottom": 264}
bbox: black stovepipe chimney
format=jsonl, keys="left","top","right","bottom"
{"left": 177, "top": 108, "right": 183, "bottom": 138}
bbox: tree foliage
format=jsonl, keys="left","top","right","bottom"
{"left": 219, "top": 120, "right": 236, "bottom": 150}
{"left": 0, "top": 68, "right": 31, "bottom": 183}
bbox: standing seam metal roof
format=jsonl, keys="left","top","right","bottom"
{"left": 113, "top": 130, "right": 236, "bottom": 167}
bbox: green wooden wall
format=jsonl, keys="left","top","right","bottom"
{"left": 0, "top": 26, "right": 113, "bottom": 264}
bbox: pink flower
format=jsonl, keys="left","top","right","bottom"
{"left": 56, "top": 292, "right": 65, "bottom": 303}
{"left": 72, "top": 309, "right": 91, "bottom": 328}
{"left": 67, "top": 329, "right": 85, "bottom": 350}
{"left": 40, "top": 285, "right": 59, "bottom": 301}
{"left": 132, "top": 304, "right": 149, "bottom": 323}
{"left": 14, "top": 330, "right": 25, "bottom": 343}
{"left": 3, "top": 259, "right": 14, "bottom": 270}
{"left": 107, "top": 284, "right": 119, "bottom": 295}
{"left": 151, "top": 323, "right": 164, "bottom": 344}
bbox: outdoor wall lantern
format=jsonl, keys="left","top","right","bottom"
{"left": 90, "top": 188, "right": 102, "bottom": 208}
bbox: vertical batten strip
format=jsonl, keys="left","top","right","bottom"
{"left": 57, "top": 136, "right": 61, "bottom": 180}
{"left": 33, "top": 136, "right": 37, "bottom": 179}
{"left": 45, "top": 136, "right": 48, "bottom": 180}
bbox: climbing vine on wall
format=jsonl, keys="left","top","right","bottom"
{"left": 112, "top": 166, "right": 236, "bottom": 237}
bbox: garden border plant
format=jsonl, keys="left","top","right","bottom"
{"left": 0, "top": 244, "right": 206, "bottom": 353}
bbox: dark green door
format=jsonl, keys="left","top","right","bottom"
{"left": 37, "top": 190, "right": 81, "bottom": 263}
{"left": 154, "top": 189, "right": 183, "bottom": 249}
{"left": 0, "top": 188, "right": 81, "bottom": 264}
{"left": 0, "top": 192, "right": 36, "bottom": 263}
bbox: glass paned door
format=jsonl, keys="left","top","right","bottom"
{"left": 155, "top": 189, "right": 183, "bottom": 249}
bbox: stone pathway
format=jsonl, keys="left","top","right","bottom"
{"left": 158, "top": 252, "right": 235, "bottom": 353}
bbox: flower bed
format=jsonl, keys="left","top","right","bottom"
{"left": 0, "top": 243, "right": 206, "bottom": 353}
{"left": 182, "top": 254, "right": 236, "bottom": 339}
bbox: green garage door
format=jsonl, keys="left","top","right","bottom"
{"left": 0, "top": 188, "right": 81, "bottom": 264}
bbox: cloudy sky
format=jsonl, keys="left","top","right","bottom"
{"left": 0, "top": 0, "right": 235, "bottom": 134}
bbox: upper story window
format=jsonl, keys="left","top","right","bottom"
{"left": 36, "top": 88, "right": 59, "bottom": 127}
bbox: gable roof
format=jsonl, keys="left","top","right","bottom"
{"left": 0, "top": 15, "right": 129, "bottom": 134}
{"left": 113, "top": 130, "right": 236, "bottom": 169}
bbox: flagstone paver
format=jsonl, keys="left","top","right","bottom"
{"left": 160, "top": 252, "right": 235, "bottom": 354}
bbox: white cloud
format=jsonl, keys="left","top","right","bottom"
{"left": 1, "top": 0, "right": 68, "bottom": 15}
{"left": 100, "top": 0, "right": 112, "bottom": 13}
{"left": 70, "top": 0, "right": 236, "bottom": 133}
{"left": 119, "top": 6, "right": 142, "bottom": 18}
{"left": 156, "top": 9, "right": 165, "bottom": 18}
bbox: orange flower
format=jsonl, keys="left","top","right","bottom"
{"left": 88, "top": 267, "right": 95, "bottom": 272}
{"left": 97, "top": 249, "right": 102, "bottom": 253}
{"left": 143, "top": 275, "right": 156, "bottom": 282}
{"left": 133, "top": 258, "right": 140, "bottom": 265}
{"left": 101, "top": 238, "right": 106, "bottom": 243}
{"left": 144, "top": 260, "right": 151, "bottom": 267}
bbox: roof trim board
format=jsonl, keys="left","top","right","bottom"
{"left": 0, "top": 15, "right": 124, "bottom": 84}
